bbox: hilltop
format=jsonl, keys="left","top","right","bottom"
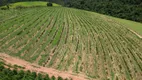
{"left": 0, "top": 1, "right": 61, "bottom": 9}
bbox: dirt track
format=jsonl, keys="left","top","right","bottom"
{"left": 128, "top": 28, "right": 142, "bottom": 39}
{"left": 0, "top": 53, "right": 88, "bottom": 80}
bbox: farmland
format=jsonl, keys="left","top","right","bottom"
{"left": 0, "top": 7, "right": 142, "bottom": 80}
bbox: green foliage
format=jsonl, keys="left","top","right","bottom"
{"left": 0, "top": 65, "right": 4, "bottom": 71}
{"left": 0, "top": 6, "right": 141, "bottom": 80}
{"left": 65, "top": 0, "right": 142, "bottom": 22}
{"left": 0, "top": 1, "right": 61, "bottom": 9}
{"left": 51, "top": 76, "right": 56, "bottom": 80}
{"left": 44, "top": 74, "right": 50, "bottom": 80}
{"left": 2, "top": 0, "right": 141, "bottom": 22}
{"left": 47, "top": 2, "right": 53, "bottom": 6}
{"left": 0, "top": 64, "right": 66, "bottom": 80}
{"left": 58, "top": 76, "right": 63, "bottom": 80}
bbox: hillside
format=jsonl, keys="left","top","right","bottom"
{"left": 0, "top": 0, "right": 142, "bottom": 22}
{"left": 0, "top": 2, "right": 142, "bottom": 80}
{"left": 65, "top": 0, "right": 142, "bottom": 22}
{"left": 92, "top": 13, "right": 142, "bottom": 36}
{"left": 113, "top": 17, "right": 142, "bottom": 36}
{"left": 10, "top": 1, "right": 60, "bottom": 8}
{"left": 0, "top": 1, "right": 60, "bottom": 9}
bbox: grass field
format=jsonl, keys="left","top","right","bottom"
{"left": 0, "top": 6, "right": 142, "bottom": 80}
{"left": 88, "top": 11, "right": 142, "bottom": 36}
{"left": 0, "top": 1, "right": 61, "bottom": 9}
{"left": 112, "top": 17, "right": 142, "bottom": 35}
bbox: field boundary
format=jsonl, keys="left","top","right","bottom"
{"left": 0, "top": 53, "right": 88, "bottom": 80}
{"left": 128, "top": 28, "right": 142, "bottom": 39}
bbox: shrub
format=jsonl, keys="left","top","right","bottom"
{"left": 0, "top": 65, "right": 4, "bottom": 71}
{"left": 6, "top": 5, "right": 9, "bottom": 9}
{"left": 58, "top": 76, "right": 63, "bottom": 80}
{"left": 1, "top": 7, "right": 8, "bottom": 10}
{"left": 47, "top": 2, "right": 53, "bottom": 6}
{"left": 51, "top": 76, "right": 56, "bottom": 80}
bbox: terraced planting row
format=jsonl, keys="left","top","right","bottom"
{"left": 0, "top": 7, "right": 142, "bottom": 80}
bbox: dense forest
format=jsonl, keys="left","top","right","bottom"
{"left": 0, "top": 0, "right": 142, "bottom": 22}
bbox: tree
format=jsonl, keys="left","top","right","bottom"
{"left": 0, "top": 65, "right": 4, "bottom": 71}
{"left": 44, "top": 74, "right": 50, "bottom": 80}
{"left": 36, "top": 73, "right": 43, "bottom": 80}
{"left": 47, "top": 2, "right": 53, "bottom": 6}
{"left": 58, "top": 76, "right": 63, "bottom": 80}
{"left": 51, "top": 76, "right": 56, "bottom": 80}
{"left": 64, "top": 0, "right": 142, "bottom": 22}
{"left": 31, "top": 72, "right": 37, "bottom": 78}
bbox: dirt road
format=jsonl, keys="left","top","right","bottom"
{"left": 0, "top": 53, "right": 88, "bottom": 80}
{"left": 128, "top": 28, "right": 142, "bottom": 39}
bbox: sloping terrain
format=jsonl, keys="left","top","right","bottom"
{"left": 112, "top": 17, "right": 142, "bottom": 35}
{"left": 0, "top": 53, "right": 87, "bottom": 80}
{"left": 0, "top": 1, "right": 60, "bottom": 9}
{"left": 0, "top": 7, "right": 142, "bottom": 80}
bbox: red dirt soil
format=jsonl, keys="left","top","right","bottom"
{"left": 0, "top": 53, "right": 88, "bottom": 80}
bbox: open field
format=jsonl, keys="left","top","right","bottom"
{"left": 0, "top": 7, "right": 142, "bottom": 80}
{"left": 0, "top": 9, "right": 31, "bottom": 22}
{"left": 88, "top": 12, "right": 142, "bottom": 36}
{"left": 0, "top": 1, "right": 61, "bottom": 9}
{"left": 112, "top": 17, "right": 142, "bottom": 36}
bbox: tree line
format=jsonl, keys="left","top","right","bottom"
{"left": 64, "top": 0, "right": 142, "bottom": 22}
{"left": 0, "top": 62, "right": 66, "bottom": 80}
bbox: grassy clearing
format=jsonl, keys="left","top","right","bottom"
{"left": 0, "top": 1, "right": 61, "bottom": 9}
{"left": 112, "top": 17, "right": 142, "bottom": 35}
{"left": 88, "top": 10, "right": 142, "bottom": 36}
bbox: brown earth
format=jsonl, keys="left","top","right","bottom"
{"left": 0, "top": 53, "right": 89, "bottom": 80}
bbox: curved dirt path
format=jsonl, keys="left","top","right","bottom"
{"left": 128, "top": 28, "right": 142, "bottom": 39}
{"left": 0, "top": 53, "right": 88, "bottom": 80}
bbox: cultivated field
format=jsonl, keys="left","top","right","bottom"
{"left": 0, "top": 7, "right": 142, "bottom": 80}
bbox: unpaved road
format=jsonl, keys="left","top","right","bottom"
{"left": 0, "top": 53, "right": 88, "bottom": 80}
{"left": 128, "top": 28, "right": 142, "bottom": 39}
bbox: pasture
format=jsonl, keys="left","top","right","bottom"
{"left": 0, "top": 1, "right": 60, "bottom": 9}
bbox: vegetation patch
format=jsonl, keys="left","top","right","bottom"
{"left": 0, "top": 62, "right": 66, "bottom": 80}
{"left": 0, "top": 1, "right": 61, "bottom": 9}
{"left": 0, "top": 6, "right": 142, "bottom": 80}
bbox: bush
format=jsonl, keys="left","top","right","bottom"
{"left": 0, "top": 62, "right": 65, "bottom": 80}
{"left": 6, "top": 5, "right": 9, "bottom": 9}
{"left": 0, "top": 7, "right": 8, "bottom": 10}
{"left": 51, "top": 76, "right": 56, "bottom": 80}
{"left": 47, "top": 2, "right": 53, "bottom": 6}
{"left": 58, "top": 76, "right": 63, "bottom": 80}
{"left": 0, "top": 65, "right": 4, "bottom": 71}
